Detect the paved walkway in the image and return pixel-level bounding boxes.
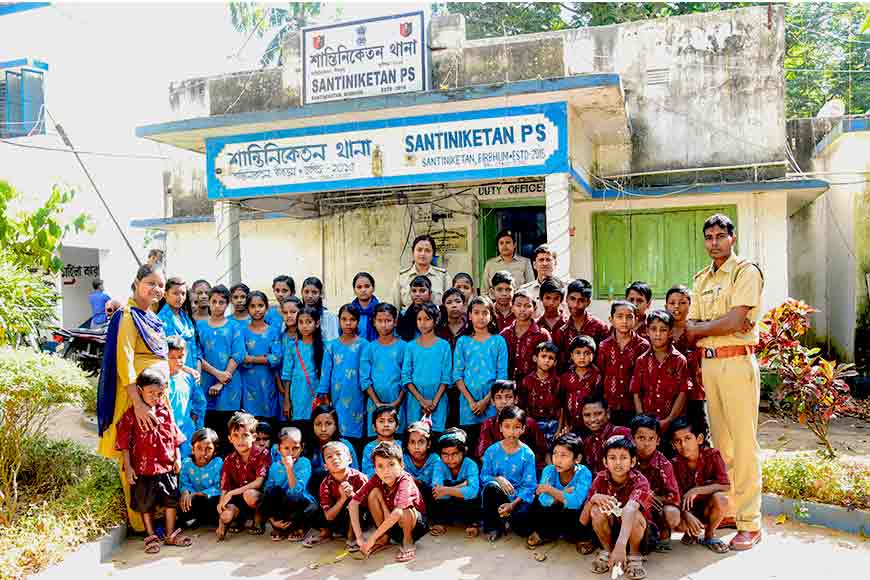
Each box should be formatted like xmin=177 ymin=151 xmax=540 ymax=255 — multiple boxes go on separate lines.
xmin=36 ymin=516 xmax=869 ymax=580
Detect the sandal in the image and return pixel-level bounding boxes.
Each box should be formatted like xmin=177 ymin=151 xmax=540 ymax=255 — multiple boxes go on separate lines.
xmin=396 ymin=546 xmax=416 ymax=563
xmin=698 ymin=537 xmax=730 ymax=554
xmin=591 ymin=550 xmax=610 ymax=574
xmin=486 ymin=530 xmax=500 ymax=543
xmin=654 ymin=537 xmax=672 ymax=552
xmin=465 ymin=525 xmax=480 ymax=539
xmin=163 ymin=529 xmax=193 ymax=548
xmin=576 ymin=540 xmax=597 ymax=555
xmin=144 ymin=535 xmax=161 ymax=554
xmin=681 ymin=532 xmax=698 ymax=546
xmin=430 ymin=524 xmax=448 ymax=537
xmin=248 ymin=523 xmax=266 ymax=536
xmin=302 ymin=529 xmax=326 ymax=548
xmin=346 ymin=539 xmax=359 ymax=553
xmin=626 ymin=555 xmax=647 ymax=580
xmin=526 ymin=532 xmax=547 ymax=549
xmin=288 ymin=529 xmax=307 ymax=542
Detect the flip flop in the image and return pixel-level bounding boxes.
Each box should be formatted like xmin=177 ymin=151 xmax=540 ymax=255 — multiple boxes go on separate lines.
xmin=430 ymin=524 xmax=448 ymax=536
xmin=396 ymin=547 xmax=416 ymax=563
xmin=163 ymin=529 xmax=193 ymax=547
xmin=302 ymin=529 xmax=325 ymax=548
xmin=144 ymin=535 xmax=161 ymax=554
xmin=698 ymin=537 xmax=730 ymax=554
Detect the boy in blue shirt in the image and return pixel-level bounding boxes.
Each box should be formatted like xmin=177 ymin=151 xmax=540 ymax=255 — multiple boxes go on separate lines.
xmin=88 ymin=279 xmax=111 ymax=327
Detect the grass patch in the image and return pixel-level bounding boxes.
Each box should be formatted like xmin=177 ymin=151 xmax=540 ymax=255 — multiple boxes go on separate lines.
xmin=81 ymin=377 xmax=98 ymax=416
xmin=763 ymin=452 xmax=870 ymax=511
xmin=0 ymin=437 xmax=124 ymax=579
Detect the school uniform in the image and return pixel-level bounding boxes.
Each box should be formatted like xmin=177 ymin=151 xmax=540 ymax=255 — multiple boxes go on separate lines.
xmin=436 ymin=320 xmax=467 ymax=429
xmin=278 ymin=337 xmax=319 ymax=423
xmin=308 ymin=439 xmax=360 ymax=497
xmin=264 ymin=305 xmax=285 ymax=334
xmin=158 ymin=304 xmax=198 ymax=370
xmin=596 ymin=332 xmax=650 ymax=426
xmin=402 ymin=337 xmax=453 ymax=432
xmin=360 ymin=339 xmax=407 ymax=434
xmin=475 ymin=415 xmax=548 ymax=472
xmin=197 ymin=319 xmax=246 ymax=448
xmin=532 ymin=463 xmax=593 ymax=542
xmin=239 ymin=324 xmax=282 ymax=420
xmin=318 ymin=337 xmax=368 ymax=441
xmin=320 ymin=309 xmax=340 ymax=342
xmin=560 ymin=366 xmax=601 ymax=432
xmin=318 ymin=467 xmax=369 ymax=533
xmin=673 ymin=330 xmax=708 ymax=431
xmin=429 ymin=457 xmax=480 ymax=527
xmin=580 ymin=423 xmax=632 ymax=474
xmin=586 ymin=468 xmax=657 ymax=554
xmin=361 ymin=438 xmax=396 ymax=478
xmin=671 ymin=447 xmax=730 ymax=518
xmin=261 ymin=456 xmax=318 ymax=529
xmin=352 ymin=472 xmax=429 ymax=543
xmin=351 ymin=297 xmax=380 ymax=343
xmin=519 ymin=276 xmax=568 ymax=319
xmin=404 ymin=452 xmax=439 ymax=512
xmin=453 ymin=335 xmax=509 ymax=441
xmin=536 ymin=312 xmax=568 ymax=345
xmin=479 ymin=441 xmax=536 ymax=536
xmin=180 ymin=456 xmax=223 ymax=525
xmin=168 ymin=370 xmax=206 ymax=457
xmin=493 ymin=308 xmax=516 ymax=333
xmin=220 ymin=445 xmax=271 ymax=519
xmin=519 ymin=372 xmax=562 ymax=442
xmin=500 ymin=321 xmax=551 ymax=384
xmin=629 ymin=345 xmax=690 ymax=420
xmin=559 ymin=313 xmax=611 ymax=369
xmin=637 ymin=450 xmax=681 ymax=531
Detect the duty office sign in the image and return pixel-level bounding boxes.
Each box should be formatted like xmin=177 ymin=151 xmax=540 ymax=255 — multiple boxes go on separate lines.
xmin=302 ymin=12 xmax=426 ymax=105
xmin=206 ymin=103 xmax=568 ymax=199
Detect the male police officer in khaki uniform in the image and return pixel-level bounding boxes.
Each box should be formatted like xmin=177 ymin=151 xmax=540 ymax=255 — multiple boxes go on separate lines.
xmin=686 ymin=213 xmax=764 ymax=551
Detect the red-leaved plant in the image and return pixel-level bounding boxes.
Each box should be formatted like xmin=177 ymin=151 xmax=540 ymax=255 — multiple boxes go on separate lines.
xmin=757 ymin=299 xmax=858 ymax=458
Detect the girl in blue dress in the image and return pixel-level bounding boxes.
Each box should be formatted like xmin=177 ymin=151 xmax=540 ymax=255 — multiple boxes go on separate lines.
xmin=270 ymin=295 xmax=302 ymax=414
xmin=360 ymin=303 xmax=406 ymax=434
xmin=402 ymin=302 xmax=453 ymax=434
xmin=158 ymin=276 xmax=199 ymax=373
xmin=229 ymin=283 xmax=252 ymax=324
xmin=179 ymin=428 xmax=223 ymax=527
xmin=239 ymin=291 xmax=281 ymax=420
xmin=197 ymin=284 xmax=246 ymax=450
xmin=318 ymin=304 xmax=368 ymax=446
xmin=351 ymin=272 xmax=380 ymax=342
xmin=307 ymin=404 xmax=359 ymax=497
xmin=454 ymin=296 xmax=509 ymax=453
xmin=167 ymin=336 xmax=206 ymax=457
xmin=266 ymin=275 xmax=295 ymax=332
xmin=279 ymin=304 xmax=324 ymax=432
xmin=190 ymin=279 xmax=211 ymax=323
xmin=301 ymin=277 xmax=340 ymax=341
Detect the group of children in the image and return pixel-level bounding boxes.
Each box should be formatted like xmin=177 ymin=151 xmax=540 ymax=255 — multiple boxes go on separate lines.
xmin=118 ymin=243 xmax=735 ymax=578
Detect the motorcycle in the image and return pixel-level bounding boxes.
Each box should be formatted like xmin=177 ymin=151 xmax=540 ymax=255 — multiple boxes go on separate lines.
xmin=54 ymin=317 xmax=106 ymax=377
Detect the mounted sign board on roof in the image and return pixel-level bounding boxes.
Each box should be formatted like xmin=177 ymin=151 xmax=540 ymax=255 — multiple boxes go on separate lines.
xmin=206 ymin=103 xmax=568 ymax=199
xmin=302 ymin=11 xmax=426 ymax=105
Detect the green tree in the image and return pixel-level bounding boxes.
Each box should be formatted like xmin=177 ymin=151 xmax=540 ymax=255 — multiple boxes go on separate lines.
xmin=435 ymin=2 xmax=565 ymax=40
xmin=229 ymin=2 xmax=323 ymax=67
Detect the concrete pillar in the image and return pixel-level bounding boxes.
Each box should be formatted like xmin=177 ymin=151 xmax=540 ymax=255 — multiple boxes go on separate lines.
xmin=546 ymin=173 xmax=572 ymax=279
xmin=214 ymin=200 xmax=241 ymax=286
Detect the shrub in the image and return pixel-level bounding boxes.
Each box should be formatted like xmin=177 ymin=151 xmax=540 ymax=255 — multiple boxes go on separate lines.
xmin=0 ymin=256 xmax=59 ymax=348
xmin=763 ymin=453 xmax=870 ymax=511
xmin=0 ymin=348 xmax=91 ymax=524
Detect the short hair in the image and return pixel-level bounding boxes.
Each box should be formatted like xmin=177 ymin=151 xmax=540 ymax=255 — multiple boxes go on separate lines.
xmin=371 ymin=440 xmax=404 ymax=464
xmin=582 ymin=393 xmax=608 ymax=411
xmin=229 ymin=283 xmax=250 ymax=296
xmin=272 ymin=275 xmax=296 ymax=293
xmin=495 ymin=229 xmax=516 ymax=244
xmin=552 ymin=432 xmax=583 ymax=457
xmin=539 ymin=277 xmax=564 ymax=300
xmin=136 ymin=367 xmax=167 ymax=388
xmin=630 ymin=413 xmax=661 ymax=436
xmin=534 ymin=341 xmax=559 ymax=356
xmin=604 ymin=435 xmax=637 ymax=459
xmin=490 ymin=379 xmax=517 ymax=398
xmin=417 ymin=302 xmax=441 ymax=326
xmin=166 ymin=335 xmax=187 ymax=352
xmin=566 ymin=279 xmax=593 ymax=299
xmin=646 ymin=309 xmax=674 ymax=329
xmin=437 ymin=427 xmax=468 ymax=454
xmin=410 ymin=275 xmax=432 ymax=291
xmin=511 ymin=289 xmax=536 ymax=305
xmin=491 ymin=270 xmax=514 ymax=289
xmin=625 ymin=281 xmax=652 ymax=303
xmin=665 ymin=284 xmax=691 ymax=303
xmin=277 ymin=426 xmax=303 ymax=444
xmin=373 ymin=302 xmax=399 ymax=320
xmin=322 ymin=440 xmax=351 ymax=461
xmin=412 ymin=234 xmax=437 ymax=255
xmin=352 ymin=271 xmax=375 ymax=289
xmin=92 ymin=279 xmax=103 ymax=290
xmin=209 ymin=284 xmax=231 ymax=303
xmin=703 ymin=213 xmax=734 ymax=236
xmin=533 ymin=244 xmax=557 ymax=261
xmin=190 ymin=427 xmax=219 ymax=449
xmin=668 ymin=415 xmax=704 ymax=439
xmin=497 ymin=404 xmax=526 ymax=425
xmin=610 ymin=300 xmax=636 ymax=317
xmin=255 ymin=421 xmax=273 ymax=437
xmin=227 ymin=411 xmax=257 ymax=434
xmin=372 ymin=405 xmax=398 ymax=426
xmin=569 ymin=335 xmax=597 ymax=355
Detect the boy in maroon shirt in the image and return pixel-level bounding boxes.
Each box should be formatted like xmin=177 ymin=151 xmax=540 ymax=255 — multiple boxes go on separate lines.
xmin=349 ymin=441 xmax=428 ymax=563
xmin=535 ymin=277 xmax=567 ymax=340
xmin=116 ymin=368 xmax=191 ymax=553
xmin=310 ymin=441 xmax=369 ymax=549
xmin=630 ymin=310 xmax=689 ymax=434
xmin=625 ymin=281 xmax=652 ymax=341
xmin=476 ymin=380 xmax=548 ymax=471
xmin=500 ymin=289 xmax=551 ymax=384
xmin=490 ymin=270 xmax=516 ymax=332
xmin=581 ymin=436 xmax=655 ymax=579
xmin=576 ymin=395 xmax=631 ymax=474
xmin=597 ymin=300 xmax=649 ymax=427
xmin=670 ymin=417 xmax=731 ymax=554
xmin=560 ymin=279 xmax=610 ymax=368
xmin=630 ymin=414 xmax=681 ymax=548
xmin=217 ymin=411 xmax=272 ymax=540
xmin=559 ymin=335 xmax=602 ymax=436
xmin=520 ymin=341 xmax=562 ymax=443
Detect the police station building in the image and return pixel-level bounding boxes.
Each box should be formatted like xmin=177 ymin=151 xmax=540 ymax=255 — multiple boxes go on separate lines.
xmin=133 ymin=6 xmax=828 ymax=318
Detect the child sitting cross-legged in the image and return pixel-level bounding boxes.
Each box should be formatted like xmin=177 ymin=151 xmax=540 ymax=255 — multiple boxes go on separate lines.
xmin=361 ymin=405 xmax=400 ymax=477
xmin=581 ymin=436 xmax=655 ymax=580
xmin=349 ymin=441 xmax=429 ymax=563
xmin=260 ymin=427 xmax=318 ymax=542
xmin=526 ymin=433 xmax=593 ymax=551
xmin=669 ymin=417 xmax=731 ymax=554
xmin=115 ymin=368 xmax=192 ymax=554
xmin=429 ymin=428 xmax=481 ymax=538
xmin=216 ymin=411 xmax=272 ymax=540
xmin=479 ymin=405 xmax=537 ymax=542
xmin=179 ymin=428 xmax=223 ymax=529
xmin=308 ymin=441 xmax=369 ymax=550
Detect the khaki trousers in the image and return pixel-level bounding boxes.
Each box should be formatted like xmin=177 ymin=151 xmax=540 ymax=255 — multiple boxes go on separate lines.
xmin=701 ymin=354 xmax=762 ymax=532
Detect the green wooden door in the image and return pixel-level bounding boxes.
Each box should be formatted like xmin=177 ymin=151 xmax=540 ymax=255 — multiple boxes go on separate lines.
xmin=593 ymin=213 xmax=631 ymax=300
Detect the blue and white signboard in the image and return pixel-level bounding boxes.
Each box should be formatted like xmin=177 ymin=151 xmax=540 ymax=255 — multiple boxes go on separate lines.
xmin=206 ymin=103 xmax=568 ymax=199
xmin=302 ymin=12 xmax=426 ymax=105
